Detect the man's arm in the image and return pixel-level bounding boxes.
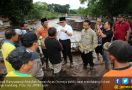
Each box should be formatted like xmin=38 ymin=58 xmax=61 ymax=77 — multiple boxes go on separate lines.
xmin=93 ymin=31 xmax=98 ymax=48
xmin=126 ymin=28 xmax=131 ymax=41
xmin=95 ymin=24 xmax=101 ymax=36
xmin=61 ymin=26 xmax=73 ymax=36
xmin=99 ymin=30 xmax=107 ymax=38
xmin=125 ymin=22 xmax=131 ymax=41
xmin=55 ymin=40 xmax=63 ymax=51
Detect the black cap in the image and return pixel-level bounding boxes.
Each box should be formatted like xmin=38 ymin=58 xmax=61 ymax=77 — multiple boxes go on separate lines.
xmin=41 ymin=18 xmax=47 ymax=23
xmin=59 ymin=17 xmax=66 ymax=21
xmin=21 ymin=32 xmax=38 ymax=43
xmin=108 ymin=40 xmax=132 ymax=63
xmin=7 ymin=47 xmax=33 ymax=70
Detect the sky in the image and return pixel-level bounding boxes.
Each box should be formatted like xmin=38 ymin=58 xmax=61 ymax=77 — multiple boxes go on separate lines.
xmin=33 ymin=0 xmax=88 ymax=9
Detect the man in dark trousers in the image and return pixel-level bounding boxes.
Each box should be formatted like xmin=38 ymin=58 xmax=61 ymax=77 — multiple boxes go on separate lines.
xmin=57 ymin=17 xmax=73 ymax=67
xmin=45 ymin=27 xmax=62 ymax=75
xmin=36 ymin=18 xmax=50 ymax=68
xmin=97 ymin=21 xmax=113 ymax=70
xmin=79 ymin=20 xmax=98 ymax=70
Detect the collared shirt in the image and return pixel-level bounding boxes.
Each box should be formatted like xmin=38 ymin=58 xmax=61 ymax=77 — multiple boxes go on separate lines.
xmin=36 ymin=26 xmax=49 ymax=49
xmin=1 ymin=40 xmax=16 ymax=73
xmin=79 ymin=28 xmax=98 ymax=54
xmin=114 ymin=21 xmax=130 ymax=40
xmin=26 ymin=48 xmax=44 ymax=79
xmin=100 ymin=66 xmax=132 ymax=90
xmin=57 ymin=24 xmax=73 ymax=40
xmin=1 ymin=71 xmax=43 ymax=90
xmin=36 ymin=26 xmax=49 ymax=38
xmin=6 ymin=70 xmax=31 ymax=77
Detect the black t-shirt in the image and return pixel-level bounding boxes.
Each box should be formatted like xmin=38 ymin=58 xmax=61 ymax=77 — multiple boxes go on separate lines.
xmin=45 ymin=37 xmax=62 ymax=64
xmin=102 ymin=29 xmax=113 ymax=45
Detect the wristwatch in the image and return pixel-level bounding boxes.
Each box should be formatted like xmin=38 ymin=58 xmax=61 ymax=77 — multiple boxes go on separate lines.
xmin=65 ymin=31 xmax=67 ymax=33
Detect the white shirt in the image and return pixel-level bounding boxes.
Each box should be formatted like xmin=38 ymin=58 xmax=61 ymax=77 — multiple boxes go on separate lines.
xmin=57 ymin=24 xmax=73 ymax=40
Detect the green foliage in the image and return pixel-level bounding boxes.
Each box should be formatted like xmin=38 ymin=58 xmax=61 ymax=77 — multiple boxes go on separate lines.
xmin=48 ymin=4 xmax=70 ymax=13
xmin=0 ymin=0 xmax=33 ymax=26
xmin=26 ymin=2 xmax=71 ymax=20
xmin=25 ymin=2 xmax=63 ymax=20
xmin=0 ymin=1 xmax=70 ymax=26
xmin=69 ymin=9 xmax=78 ymax=14
xmin=79 ymin=0 xmax=132 ymax=17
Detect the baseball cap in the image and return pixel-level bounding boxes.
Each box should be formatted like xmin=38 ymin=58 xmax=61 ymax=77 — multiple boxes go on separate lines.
xmin=7 ymin=47 xmax=33 ymax=70
xmin=108 ymin=40 xmax=132 ymax=63
xmin=21 ymin=32 xmax=38 ymax=44
xmin=15 ymin=29 xmax=27 ymax=35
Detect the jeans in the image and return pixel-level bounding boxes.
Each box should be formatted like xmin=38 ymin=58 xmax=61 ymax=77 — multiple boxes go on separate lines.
xmin=102 ymin=50 xmax=110 ymax=68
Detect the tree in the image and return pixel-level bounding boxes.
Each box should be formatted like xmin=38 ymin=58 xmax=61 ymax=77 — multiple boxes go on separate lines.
xmin=26 ymin=2 xmax=60 ymax=20
xmin=79 ymin=0 xmax=132 ymax=16
xmin=0 ymin=0 xmax=33 ymax=26
xmin=26 ymin=2 xmax=48 ymax=20
xmin=48 ymin=4 xmax=70 ymax=13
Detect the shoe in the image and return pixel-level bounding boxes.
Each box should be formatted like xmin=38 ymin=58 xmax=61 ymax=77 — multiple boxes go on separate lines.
xmin=63 ymin=61 xmax=67 ymax=65
xmin=70 ymin=62 xmax=74 ymax=68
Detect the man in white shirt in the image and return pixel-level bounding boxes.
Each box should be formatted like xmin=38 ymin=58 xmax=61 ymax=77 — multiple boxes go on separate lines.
xmin=57 ymin=17 xmax=73 ymax=67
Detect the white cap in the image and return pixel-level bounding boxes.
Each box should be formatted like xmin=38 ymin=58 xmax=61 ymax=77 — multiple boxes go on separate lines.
xmin=15 ymin=29 xmax=27 ymax=35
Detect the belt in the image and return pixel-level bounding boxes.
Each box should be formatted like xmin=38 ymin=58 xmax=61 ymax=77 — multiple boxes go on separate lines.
xmin=59 ymin=39 xmax=70 ymax=41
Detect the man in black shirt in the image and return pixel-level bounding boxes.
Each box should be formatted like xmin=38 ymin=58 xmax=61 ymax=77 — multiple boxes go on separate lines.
xmin=45 ymin=27 xmax=62 ymax=75
xmin=97 ymin=21 xmax=113 ymax=70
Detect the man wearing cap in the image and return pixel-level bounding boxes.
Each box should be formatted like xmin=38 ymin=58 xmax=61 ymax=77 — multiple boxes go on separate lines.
xmin=36 ymin=18 xmax=49 ymax=38
xmin=57 ymin=17 xmax=73 ymax=67
xmin=1 ymin=29 xmax=19 ymax=73
xmin=21 ymin=32 xmax=44 ymax=80
xmin=14 ymin=29 xmax=27 ymax=47
xmin=113 ymin=14 xmax=131 ymax=41
xmin=0 ymin=47 xmax=43 ymax=90
xmin=36 ymin=18 xmax=49 ymax=68
xmin=100 ymin=40 xmax=132 ymax=90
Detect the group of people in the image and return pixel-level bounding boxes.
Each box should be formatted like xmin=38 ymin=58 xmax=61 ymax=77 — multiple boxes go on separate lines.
xmin=0 ymin=15 xmax=132 ymax=90
xmin=36 ymin=17 xmax=74 ymax=75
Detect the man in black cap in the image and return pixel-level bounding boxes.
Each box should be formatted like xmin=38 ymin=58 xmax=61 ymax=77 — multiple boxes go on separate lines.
xmin=100 ymin=40 xmax=132 ymax=90
xmin=21 ymin=32 xmax=44 ymax=80
xmin=36 ymin=18 xmax=49 ymax=68
xmin=36 ymin=18 xmax=49 ymax=38
xmin=57 ymin=17 xmax=73 ymax=67
xmin=0 ymin=47 xmax=43 ymax=90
